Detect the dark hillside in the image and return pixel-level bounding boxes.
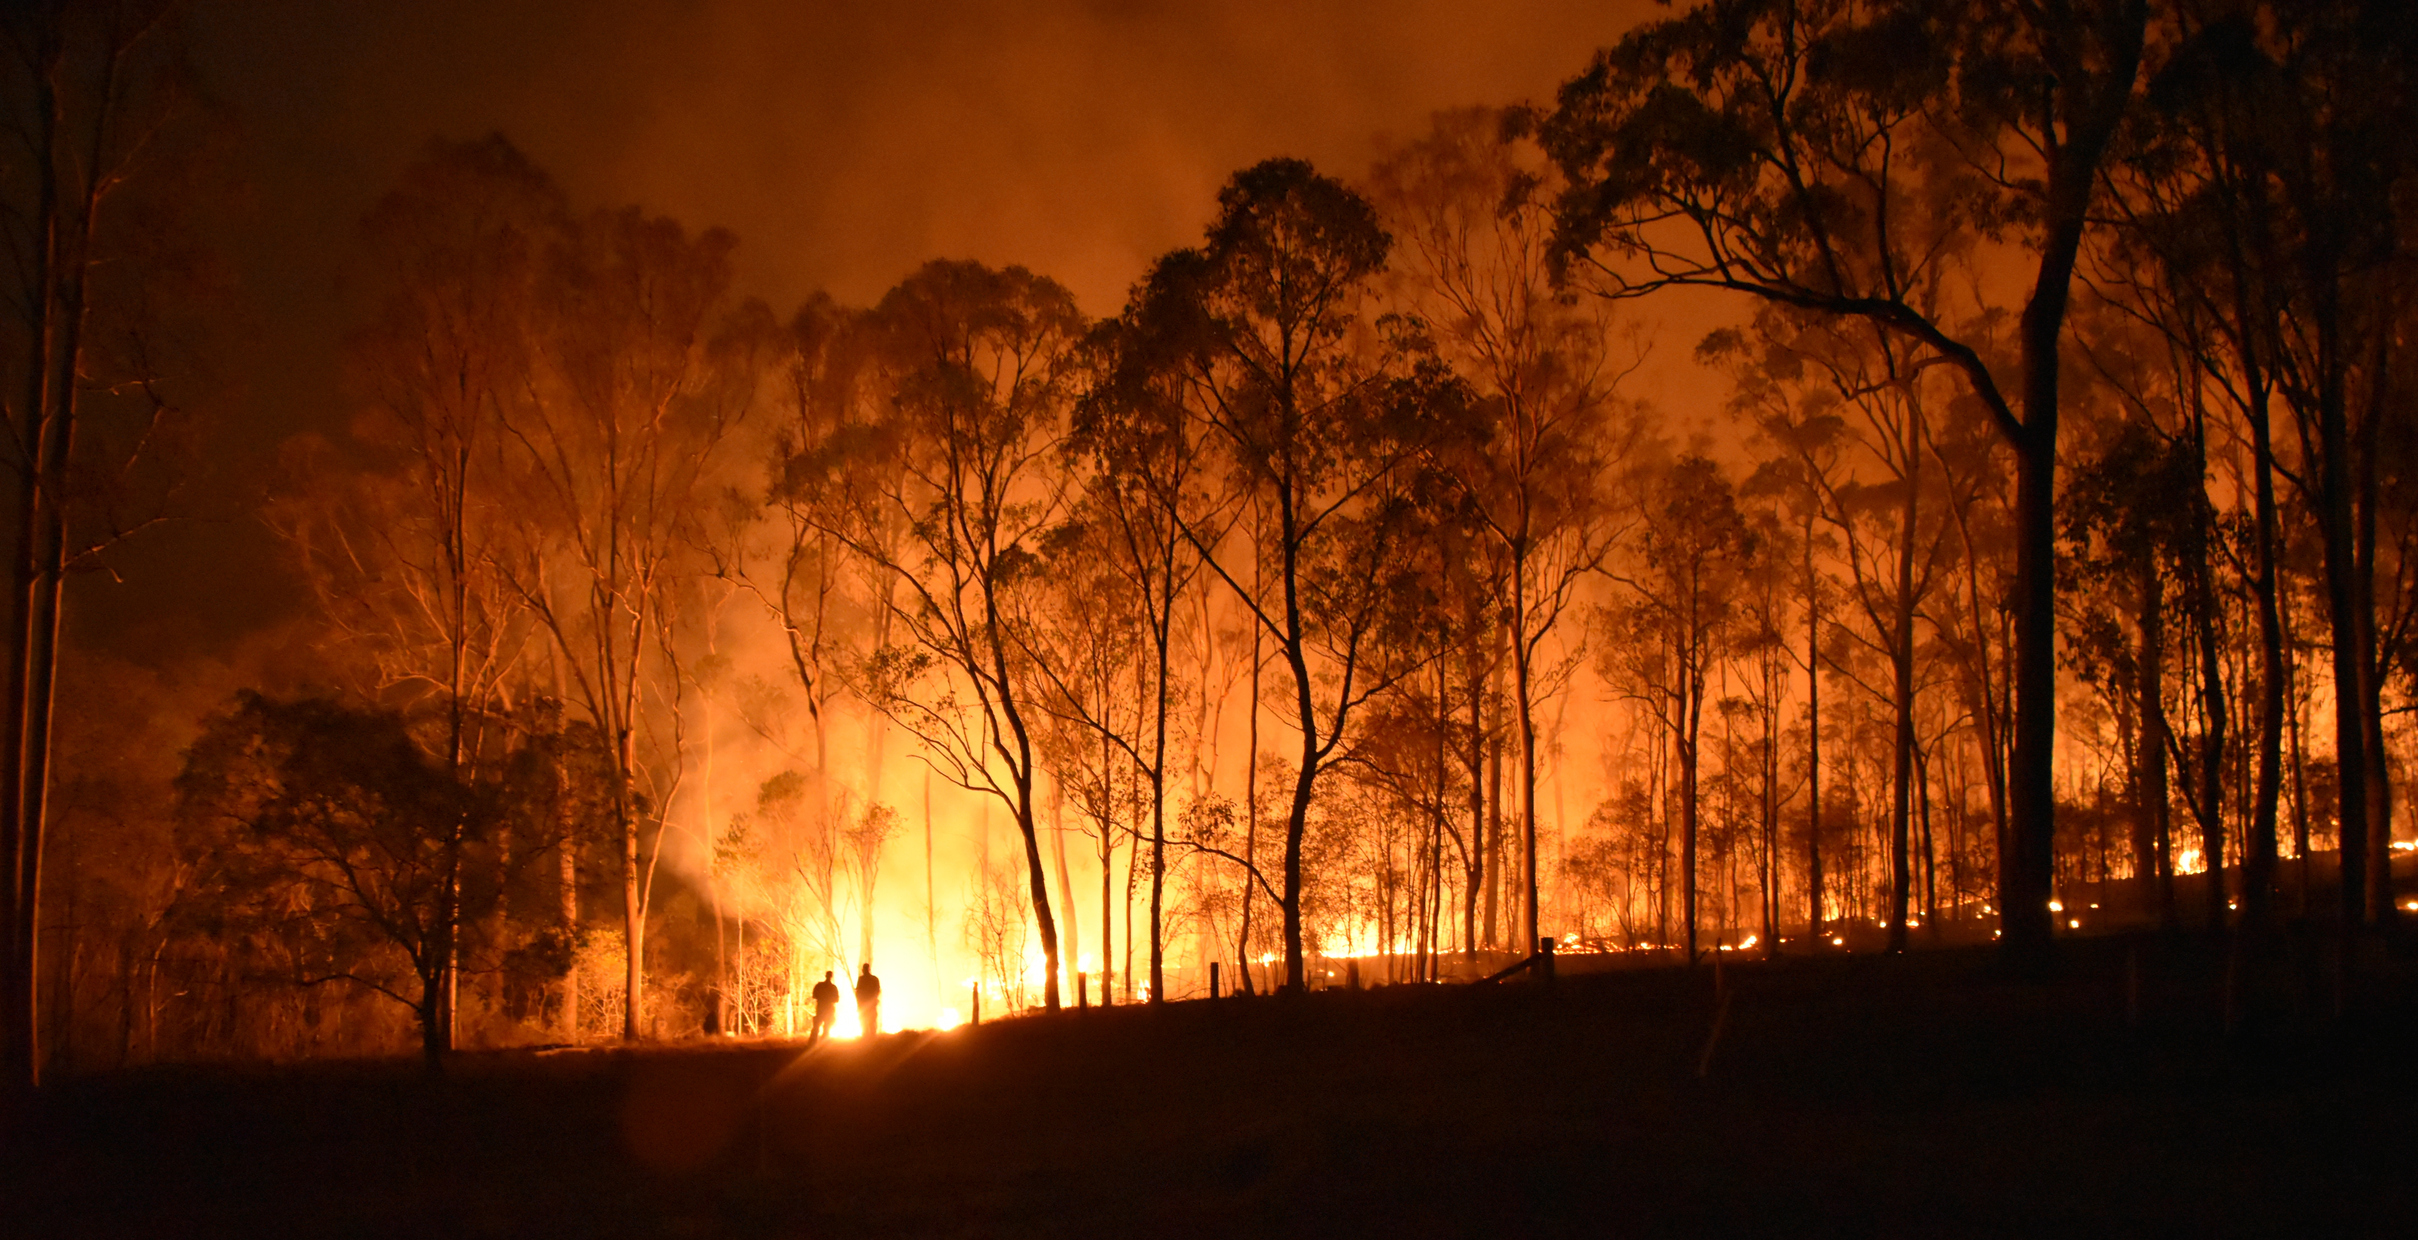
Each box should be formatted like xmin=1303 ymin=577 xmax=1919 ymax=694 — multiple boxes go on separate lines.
xmin=11 ymin=935 xmax=2415 ymax=1238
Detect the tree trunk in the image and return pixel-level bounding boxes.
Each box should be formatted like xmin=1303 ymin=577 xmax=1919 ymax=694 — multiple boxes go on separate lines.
xmin=1919 ymin=746 xmax=1938 ymax=936
xmin=2 ymin=20 xmax=110 ymax=1087
xmin=1015 ymin=769 xmax=1063 ymax=1012
xmin=925 ymin=767 xmax=937 ymax=1014
xmin=1679 ymin=663 xmax=1702 ymax=967
xmin=621 ymin=747 xmax=642 ymax=1041
xmin=1805 ymin=515 xmax=1823 ymax=946
xmin=2139 ymin=559 xmax=2175 ymax=927
xmin=1888 ymin=441 xmax=1919 ymax=953
xmin=559 ymin=799 xmax=580 ymax=1043
xmin=2353 ymin=330 xmax=2393 ymax=930
xmin=419 ymin=969 xmax=446 ymax=1070
xmin=2000 ymin=5 xmax=2143 ymax=967
xmin=2281 ymin=578 xmax=2315 ymax=915
xmin=1279 ymin=549 xmax=1317 ymax=994
xmin=1512 ymin=564 xmax=1541 ymax=960
xmin=2189 ymin=546 xmax=2229 ymax=932
xmin=1148 ymin=563 xmax=1171 ymax=1003
xmin=1764 ymin=610 xmax=1784 ymax=957
xmin=1239 ymin=623 xmax=1259 ymax=995
xmin=1487 ymin=727 xmax=1504 ymax=952
xmin=1464 ymin=628 xmax=1486 ymax=965
xmin=2314 ymin=324 xmax=2369 ymax=927
xmin=1435 ymin=652 xmax=1452 ymax=970
xmin=1050 ymin=787 xmax=1079 ymax=996
xmin=2233 ymin=309 xmax=2287 ymax=938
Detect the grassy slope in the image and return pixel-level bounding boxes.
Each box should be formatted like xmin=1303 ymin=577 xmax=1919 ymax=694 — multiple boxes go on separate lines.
xmin=10 ymin=934 xmax=2414 ymax=1238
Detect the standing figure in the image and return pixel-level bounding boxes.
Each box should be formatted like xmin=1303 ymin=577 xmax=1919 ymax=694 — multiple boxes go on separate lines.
xmin=854 ymin=963 xmax=883 ymax=1037
xmin=808 ymin=970 xmax=841 ymax=1046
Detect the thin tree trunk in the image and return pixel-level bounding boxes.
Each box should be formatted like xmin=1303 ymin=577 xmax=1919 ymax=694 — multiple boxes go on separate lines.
xmin=1239 ymin=619 xmax=1259 ymax=995
xmin=1512 ymin=559 xmax=1541 ymax=959
xmin=1421 ymin=642 xmax=1441 ymax=971
xmin=2353 ymin=326 xmax=2393 ymax=930
xmin=1918 ymin=744 xmax=1937 ymax=936
xmin=1487 ymin=728 xmax=1504 ymax=952
xmin=1147 ymin=549 xmax=1172 ymax=1003
xmin=2139 ymin=558 xmax=2175 ymax=926
xmin=925 ymin=767 xmax=937 ymax=1014
xmin=559 ymin=801 xmax=579 ymax=1042
xmin=2190 ymin=548 xmax=2230 ymax=932
xmin=1280 ymin=636 xmax=1316 ymax=993
xmin=1014 ymin=767 xmax=1063 ymax=1012
xmin=1050 ymin=786 xmax=1078 ymax=998
xmin=2225 ymin=352 xmax=2283 ymax=937
xmin=1805 ymin=513 xmax=1823 ymax=947
xmin=1762 ymin=623 xmax=1780 ymax=959
xmin=1680 ymin=641 xmax=1702 ymax=967
xmin=1888 ymin=433 xmax=1919 ymax=953
xmin=619 ymin=723 xmax=642 ymax=1041
xmin=1464 ymin=623 xmax=1486 ymax=965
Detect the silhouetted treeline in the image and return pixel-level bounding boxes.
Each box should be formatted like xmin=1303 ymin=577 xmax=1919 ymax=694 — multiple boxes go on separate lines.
xmin=10 ymin=0 xmax=2416 ymax=1073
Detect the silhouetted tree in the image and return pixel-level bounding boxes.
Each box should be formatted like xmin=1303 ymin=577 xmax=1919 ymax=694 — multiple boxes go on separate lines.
xmin=1070 ymin=316 xmax=1214 ymax=1003
xmin=173 ymin=694 xmax=527 ymax=1067
xmin=800 ymin=259 xmax=1086 ymax=1011
xmin=0 ymin=0 xmax=201 ymax=1090
xmin=1739 ymin=385 xmax=1847 ymax=948
xmin=275 ymin=135 xmax=565 ymax=1054
xmin=1610 ymin=454 xmax=1757 ymax=962
xmin=1121 ymin=158 xmax=1438 ymax=990
xmin=499 ymin=203 xmax=761 ymax=1040
xmin=1540 ymin=0 xmax=2151 ymax=961
xmin=1369 ymin=108 xmax=1638 ymax=958
xmin=2117 ymin=0 xmax=2417 ymax=927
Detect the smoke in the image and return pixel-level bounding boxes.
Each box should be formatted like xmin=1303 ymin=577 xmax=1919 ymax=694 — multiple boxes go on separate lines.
xmin=200 ymin=0 xmax=1649 ymax=308
xmin=93 ymin=0 xmax=1650 ymax=669
xmin=560 ymin=0 xmax=1657 ymax=313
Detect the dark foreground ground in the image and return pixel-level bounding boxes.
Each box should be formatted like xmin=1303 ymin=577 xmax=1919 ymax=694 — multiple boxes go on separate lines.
xmin=9 ymin=933 xmax=2417 ymax=1239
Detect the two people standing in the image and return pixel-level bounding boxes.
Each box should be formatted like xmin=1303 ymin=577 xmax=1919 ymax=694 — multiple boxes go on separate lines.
xmin=805 ymin=963 xmax=882 ymax=1047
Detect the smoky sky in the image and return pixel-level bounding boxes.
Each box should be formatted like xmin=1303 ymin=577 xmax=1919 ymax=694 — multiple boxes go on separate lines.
xmin=80 ymin=0 xmax=1656 ymax=669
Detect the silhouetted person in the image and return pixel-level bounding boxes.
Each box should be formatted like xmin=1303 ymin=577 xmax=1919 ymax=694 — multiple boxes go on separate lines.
xmin=855 ymin=962 xmax=882 ymax=1037
xmin=808 ymin=970 xmax=840 ymax=1046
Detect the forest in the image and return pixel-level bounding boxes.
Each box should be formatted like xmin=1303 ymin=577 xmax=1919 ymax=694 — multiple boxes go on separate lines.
xmin=1 ymin=0 xmax=2414 ymax=1092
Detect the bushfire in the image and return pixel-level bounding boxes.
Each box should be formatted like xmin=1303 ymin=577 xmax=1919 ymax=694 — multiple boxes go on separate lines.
xmin=1 ymin=0 xmax=2410 ymax=1092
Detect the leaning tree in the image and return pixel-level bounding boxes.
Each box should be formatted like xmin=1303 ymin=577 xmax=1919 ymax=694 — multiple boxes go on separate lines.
xmin=1537 ymin=0 xmax=2151 ymax=960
